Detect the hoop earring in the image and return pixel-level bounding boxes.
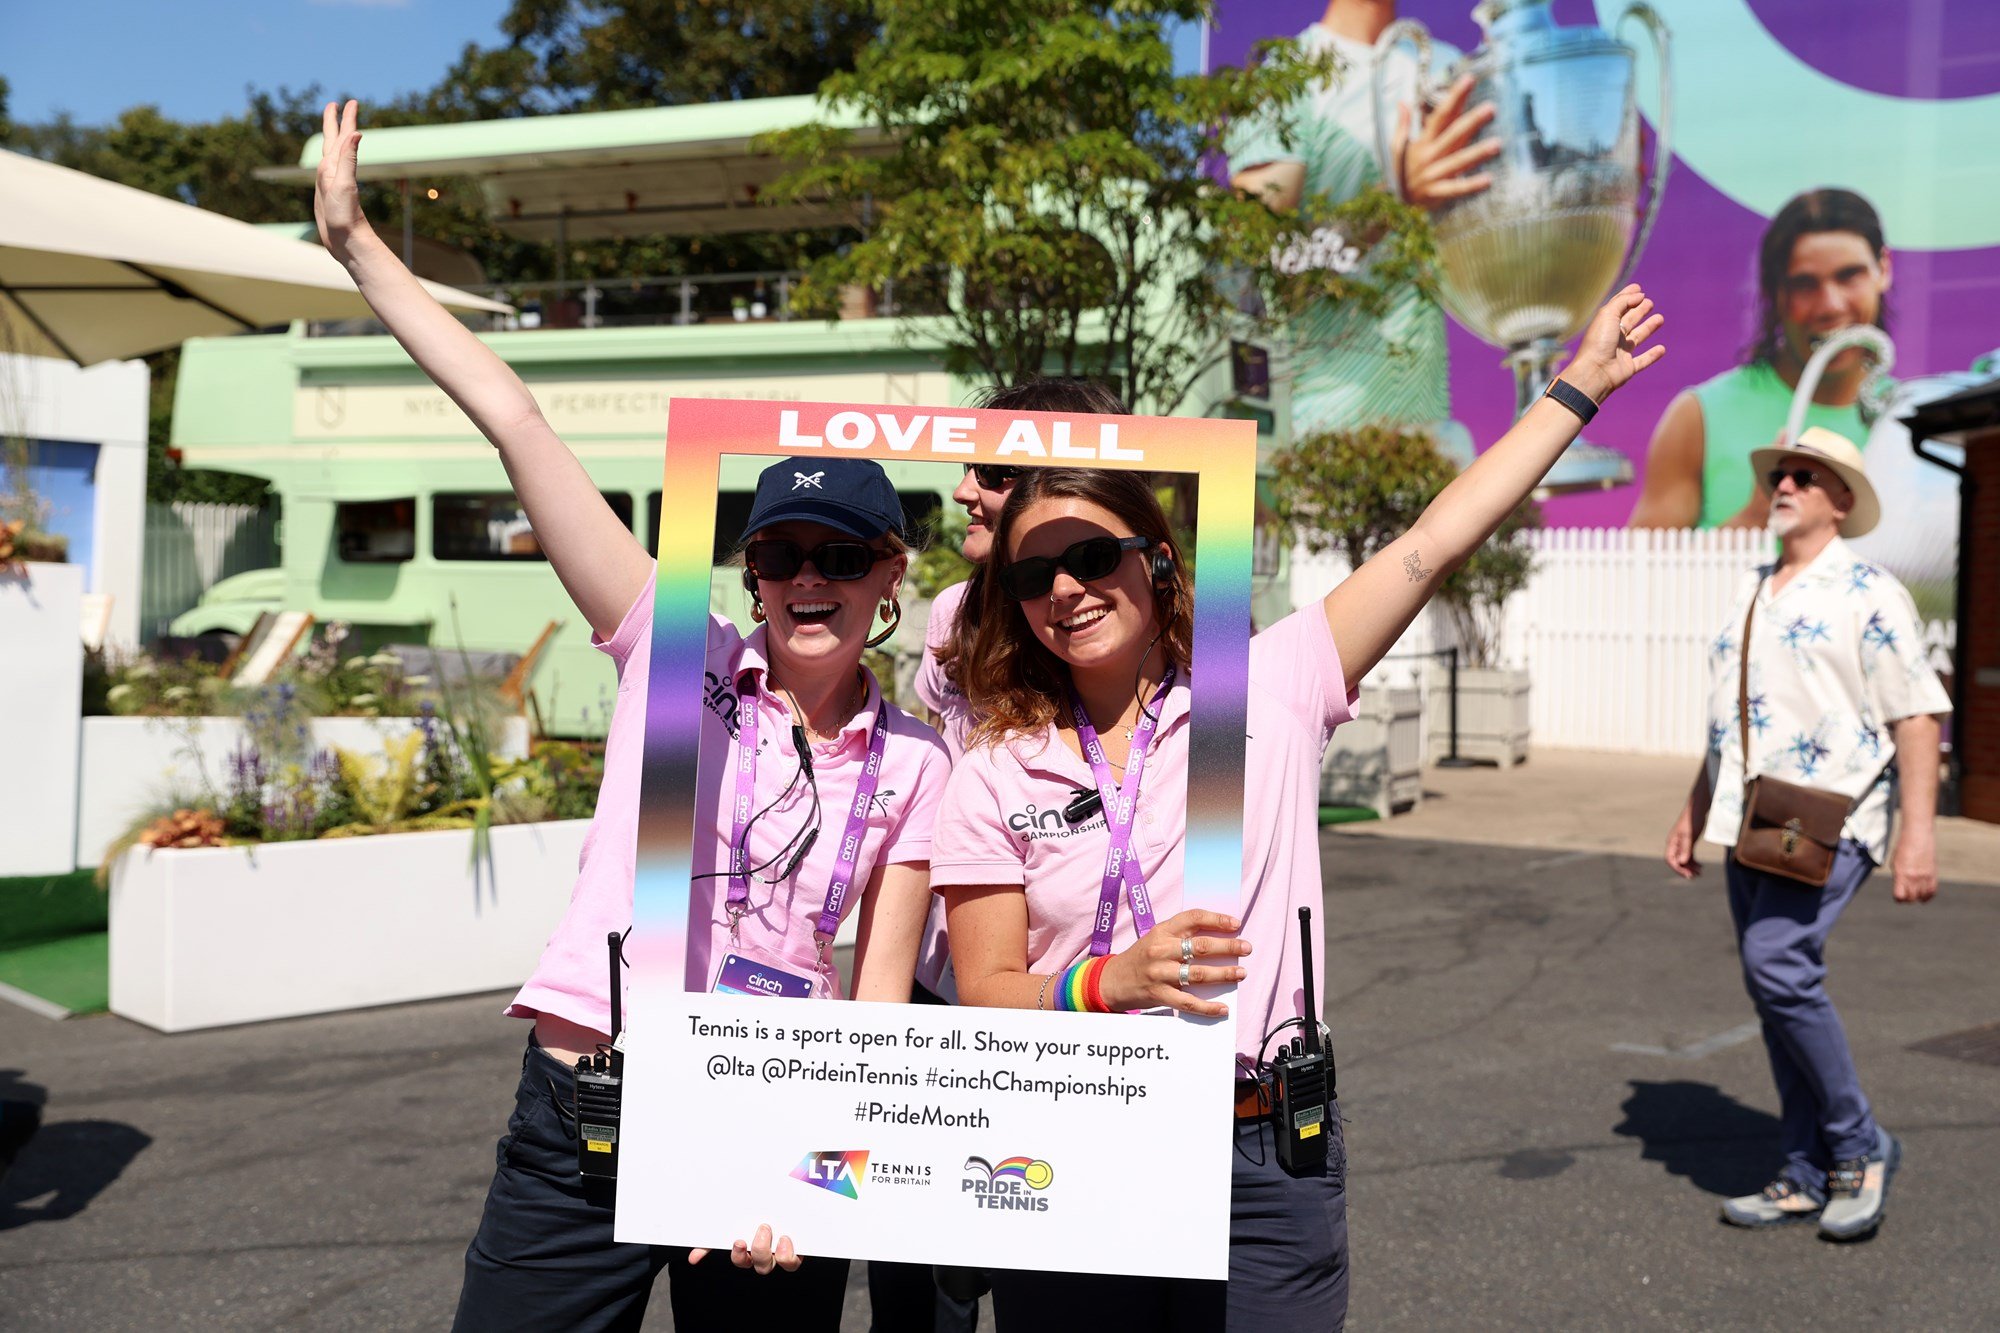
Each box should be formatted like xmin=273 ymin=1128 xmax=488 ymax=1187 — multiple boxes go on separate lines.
xmin=750 ymin=595 xmax=766 ymax=624
xmin=866 ymin=597 xmax=901 ymax=649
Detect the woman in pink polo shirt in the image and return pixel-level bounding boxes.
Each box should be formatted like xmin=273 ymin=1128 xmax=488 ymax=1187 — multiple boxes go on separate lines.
xmin=313 ymin=101 xmax=947 ymax=1332
xmin=931 ymin=288 xmax=1666 ymax=1331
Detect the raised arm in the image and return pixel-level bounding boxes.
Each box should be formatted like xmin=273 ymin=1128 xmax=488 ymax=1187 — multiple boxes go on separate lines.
xmin=1323 ymin=285 xmax=1666 ymax=680
xmin=313 ymin=100 xmax=651 ymax=639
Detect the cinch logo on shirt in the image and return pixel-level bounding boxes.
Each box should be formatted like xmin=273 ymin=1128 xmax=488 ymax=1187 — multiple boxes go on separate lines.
xmin=1005 ymin=803 xmax=1100 ymax=841
xmin=702 ymin=671 xmax=741 ymax=736
xmin=962 ymin=1155 xmax=1054 ymax=1211
xmin=792 ymin=1150 xmax=868 ymax=1199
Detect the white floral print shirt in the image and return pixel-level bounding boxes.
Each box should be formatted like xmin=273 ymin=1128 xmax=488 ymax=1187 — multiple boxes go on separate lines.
xmin=1700 ymin=536 xmax=1950 ymax=862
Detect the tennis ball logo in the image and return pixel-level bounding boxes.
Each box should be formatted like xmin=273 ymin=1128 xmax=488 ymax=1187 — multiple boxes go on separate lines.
xmin=960 ymin=1144 xmax=1056 ymax=1184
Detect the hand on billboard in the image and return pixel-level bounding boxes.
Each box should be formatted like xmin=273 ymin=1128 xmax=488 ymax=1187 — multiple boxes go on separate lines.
xmin=1393 ymin=76 xmax=1501 ymax=211
xmin=1891 ymin=826 xmax=1939 ymax=904
xmin=1664 ymin=809 xmax=1702 ymax=879
xmin=689 ymin=1223 xmax=803 ymax=1275
xmin=314 ymin=100 xmax=374 ymax=258
xmin=1100 ymin=911 xmax=1250 ymax=1018
xmin=1560 ymin=285 xmax=1666 ymax=404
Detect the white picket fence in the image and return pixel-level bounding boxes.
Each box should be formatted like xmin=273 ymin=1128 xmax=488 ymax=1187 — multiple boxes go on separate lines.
xmin=140 ymin=502 xmax=279 ymax=640
xmin=1288 ymin=528 xmax=1955 ymax=758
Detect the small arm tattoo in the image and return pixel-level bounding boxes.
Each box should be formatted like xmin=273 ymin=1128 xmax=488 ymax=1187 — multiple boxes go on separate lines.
xmin=1403 ymin=550 xmax=1433 ymax=582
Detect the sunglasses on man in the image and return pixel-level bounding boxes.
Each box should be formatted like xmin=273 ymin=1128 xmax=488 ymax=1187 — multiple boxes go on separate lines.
xmin=1766 ymin=466 xmax=1830 ymax=492
xmin=964 ymin=463 xmax=1026 ymax=490
xmin=999 ymin=535 xmax=1156 ymax=601
xmin=744 ymin=538 xmax=892 ymax=583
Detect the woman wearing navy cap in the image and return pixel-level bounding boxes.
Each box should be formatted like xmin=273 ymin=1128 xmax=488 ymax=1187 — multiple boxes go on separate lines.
xmin=315 ymin=100 xmax=950 ymax=1331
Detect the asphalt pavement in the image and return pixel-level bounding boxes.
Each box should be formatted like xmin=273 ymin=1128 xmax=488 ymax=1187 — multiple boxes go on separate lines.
xmin=2 ymin=830 xmax=1995 ymax=1330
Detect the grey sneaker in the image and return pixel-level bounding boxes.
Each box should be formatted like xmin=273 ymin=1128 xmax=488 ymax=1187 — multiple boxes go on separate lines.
xmin=1721 ymin=1177 xmax=1825 ymax=1228
xmin=1819 ymin=1128 xmax=1901 ymax=1241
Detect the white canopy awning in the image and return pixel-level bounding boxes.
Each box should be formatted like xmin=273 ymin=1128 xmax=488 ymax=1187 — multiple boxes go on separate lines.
xmin=0 ymin=147 xmax=509 ymax=365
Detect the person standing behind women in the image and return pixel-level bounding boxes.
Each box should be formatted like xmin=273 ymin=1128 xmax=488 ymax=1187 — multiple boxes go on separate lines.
xmin=313 ymin=101 xmax=948 ymax=1332
xmin=930 ymin=288 xmax=1666 ymax=1331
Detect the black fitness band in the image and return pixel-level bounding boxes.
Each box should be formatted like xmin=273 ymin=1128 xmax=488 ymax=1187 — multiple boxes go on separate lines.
xmin=1542 ymin=377 xmax=1599 ymax=426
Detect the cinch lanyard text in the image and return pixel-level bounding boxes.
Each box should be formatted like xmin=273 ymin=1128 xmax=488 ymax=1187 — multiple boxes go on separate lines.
xmin=1069 ymin=668 xmax=1176 ymax=957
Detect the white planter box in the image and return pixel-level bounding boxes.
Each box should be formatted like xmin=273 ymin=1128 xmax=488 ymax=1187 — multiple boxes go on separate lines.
xmin=1426 ymin=663 xmax=1531 ymax=767
xmin=1 ymin=562 xmax=84 ymax=875
xmin=1322 ymin=685 xmax=1423 ymax=818
xmin=74 ymin=714 xmax=530 ymax=871
xmin=108 ymin=819 xmax=587 ymax=1032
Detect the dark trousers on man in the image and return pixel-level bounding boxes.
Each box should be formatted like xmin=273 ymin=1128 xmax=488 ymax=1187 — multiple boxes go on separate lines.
xmin=452 ymin=1039 xmax=850 ymax=1332
xmin=1726 ymin=839 xmax=1880 ymax=1194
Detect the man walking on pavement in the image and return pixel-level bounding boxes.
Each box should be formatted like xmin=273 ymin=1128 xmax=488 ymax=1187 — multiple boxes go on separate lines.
xmin=1664 ymin=426 xmax=1950 ymax=1241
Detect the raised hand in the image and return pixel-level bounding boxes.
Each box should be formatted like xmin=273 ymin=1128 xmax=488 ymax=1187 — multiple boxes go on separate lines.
xmin=314 ymin=99 xmax=374 ymax=258
xmin=1560 ymin=284 xmax=1667 ymax=404
xmin=1392 ymin=75 xmax=1502 ymax=212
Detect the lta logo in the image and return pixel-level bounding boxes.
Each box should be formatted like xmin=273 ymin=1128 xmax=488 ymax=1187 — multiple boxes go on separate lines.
xmin=792 ymin=1150 xmax=869 ymax=1200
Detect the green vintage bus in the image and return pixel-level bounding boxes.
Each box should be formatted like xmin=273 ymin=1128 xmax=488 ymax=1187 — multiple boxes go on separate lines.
xmin=168 ymin=98 xmax=1275 ymax=733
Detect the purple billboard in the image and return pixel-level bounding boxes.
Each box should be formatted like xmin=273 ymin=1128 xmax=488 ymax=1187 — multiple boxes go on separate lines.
xmin=1213 ymin=0 xmax=2000 ymax=610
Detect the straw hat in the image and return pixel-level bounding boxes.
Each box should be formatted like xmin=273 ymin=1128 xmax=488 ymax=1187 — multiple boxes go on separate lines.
xmin=1750 ymin=426 xmax=1880 ymax=538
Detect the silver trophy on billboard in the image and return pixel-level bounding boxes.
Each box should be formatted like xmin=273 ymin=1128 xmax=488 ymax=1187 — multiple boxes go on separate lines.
xmin=1373 ymin=0 xmax=1672 ymax=493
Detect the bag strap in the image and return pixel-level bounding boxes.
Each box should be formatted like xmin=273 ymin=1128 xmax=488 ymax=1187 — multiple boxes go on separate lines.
xmin=1737 ymin=578 xmax=1761 ymax=790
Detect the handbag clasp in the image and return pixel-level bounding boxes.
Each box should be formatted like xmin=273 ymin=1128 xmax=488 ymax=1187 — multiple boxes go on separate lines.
xmin=1781 ymin=818 xmax=1803 ymax=857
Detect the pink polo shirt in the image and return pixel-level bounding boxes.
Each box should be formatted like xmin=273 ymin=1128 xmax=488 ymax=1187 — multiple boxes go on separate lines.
xmin=509 ymin=570 xmax=950 ymax=1034
xmin=909 ymin=578 xmax=977 ymax=997
xmin=929 ymin=603 xmax=1357 ymax=1066
xmin=914 ymin=578 xmax=974 ymax=759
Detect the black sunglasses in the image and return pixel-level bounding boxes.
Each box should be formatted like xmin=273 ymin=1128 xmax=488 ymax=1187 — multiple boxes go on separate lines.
xmin=744 ymin=539 xmax=890 ymax=583
xmin=965 ymin=463 xmax=1026 ymax=490
xmin=999 ymin=535 xmax=1155 ymax=601
xmin=1765 ymin=466 xmax=1828 ymax=491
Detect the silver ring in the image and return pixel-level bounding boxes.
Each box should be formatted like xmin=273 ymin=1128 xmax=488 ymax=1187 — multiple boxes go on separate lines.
xmin=1179 ymin=937 xmax=1195 ymax=964
xmin=1177 ymin=962 xmax=1192 ymax=988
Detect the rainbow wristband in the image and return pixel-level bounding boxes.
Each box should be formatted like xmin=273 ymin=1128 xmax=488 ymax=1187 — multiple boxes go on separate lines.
xmin=1060 ymin=959 xmax=1092 ymax=1013
xmin=1082 ymin=956 xmax=1109 ymax=1014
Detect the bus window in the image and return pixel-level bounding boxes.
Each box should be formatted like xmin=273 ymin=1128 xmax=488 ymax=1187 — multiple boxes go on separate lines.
xmin=648 ymin=491 xmax=754 ymax=562
xmin=335 ymin=498 xmax=416 ymax=563
xmin=435 ymin=492 xmax=634 ymax=561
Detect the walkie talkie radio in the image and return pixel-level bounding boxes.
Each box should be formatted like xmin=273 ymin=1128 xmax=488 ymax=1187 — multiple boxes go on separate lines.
xmin=576 ymin=931 xmax=625 ymax=1180
xmin=1270 ymin=906 xmax=1336 ymax=1177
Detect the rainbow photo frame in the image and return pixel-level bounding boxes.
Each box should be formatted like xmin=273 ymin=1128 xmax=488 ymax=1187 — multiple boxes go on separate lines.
xmin=633 ymin=397 xmax=1258 ymax=995
xmin=615 ymin=396 xmax=1258 ymax=1273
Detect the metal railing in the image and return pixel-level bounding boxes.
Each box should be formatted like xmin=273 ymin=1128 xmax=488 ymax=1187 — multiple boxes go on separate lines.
xmin=307 ymin=268 xmax=949 ymax=337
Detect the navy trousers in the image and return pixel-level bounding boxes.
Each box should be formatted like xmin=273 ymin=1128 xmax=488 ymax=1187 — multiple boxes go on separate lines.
xmin=984 ymin=1109 xmax=1348 ymax=1333
xmin=1726 ymin=839 xmax=1880 ymax=1193
xmin=452 ymin=1039 xmax=850 ymax=1332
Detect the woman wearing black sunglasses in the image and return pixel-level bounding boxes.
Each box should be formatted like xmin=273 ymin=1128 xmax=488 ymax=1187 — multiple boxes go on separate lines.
xmin=929 ymin=288 xmax=1667 ymax=1332
xmin=315 ymin=100 xmax=950 ymax=1332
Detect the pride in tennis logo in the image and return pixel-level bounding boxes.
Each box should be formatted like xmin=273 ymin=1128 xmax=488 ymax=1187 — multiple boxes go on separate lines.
xmin=962 ymin=1155 xmax=1054 ymax=1211
xmin=793 ymin=1150 xmax=869 ymax=1200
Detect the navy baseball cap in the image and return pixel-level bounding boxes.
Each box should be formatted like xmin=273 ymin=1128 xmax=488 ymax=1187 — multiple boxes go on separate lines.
xmin=740 ymin=457 xmax=905 ymax=542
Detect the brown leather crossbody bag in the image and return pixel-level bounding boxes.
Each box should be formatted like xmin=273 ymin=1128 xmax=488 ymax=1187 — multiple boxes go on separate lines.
xmin=1733 ymin=583 xmax=1854 ymax=888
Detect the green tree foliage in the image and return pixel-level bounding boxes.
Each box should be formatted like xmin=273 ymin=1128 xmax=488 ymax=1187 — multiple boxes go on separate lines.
xmin=495 ymin=0 xmax=878 ymax=110
xmin=1270 ymin=422 xmax=1539 ymax=667
xmin=1270 ymin=423 xmax=1457 ymax=571
xmin=762 ymin=2 xmax=1432 ymax=413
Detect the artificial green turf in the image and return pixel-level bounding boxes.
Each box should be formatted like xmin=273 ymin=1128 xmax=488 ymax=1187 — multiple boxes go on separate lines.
xmin=0 ymin=870 xmax=107 ymax=949
xmin=0 ymin=931 xmax=110 ymax=1016
xmin=1317 ymin=805 xmax=1382 ymax=826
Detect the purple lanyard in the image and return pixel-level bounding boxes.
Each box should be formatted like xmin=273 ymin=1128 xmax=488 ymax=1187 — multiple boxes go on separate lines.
xmin=728 ymin=673 xmax=889 ymax=941
xmin=1069 ymin=668 xmax=1176 ymax=956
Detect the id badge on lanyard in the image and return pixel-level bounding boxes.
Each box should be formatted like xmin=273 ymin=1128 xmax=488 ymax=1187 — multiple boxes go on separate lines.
xmin=1071 ymin=668 xmax=1176 ymax=958
xmin=712 ymin=674 xmax=888 ymax=1000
